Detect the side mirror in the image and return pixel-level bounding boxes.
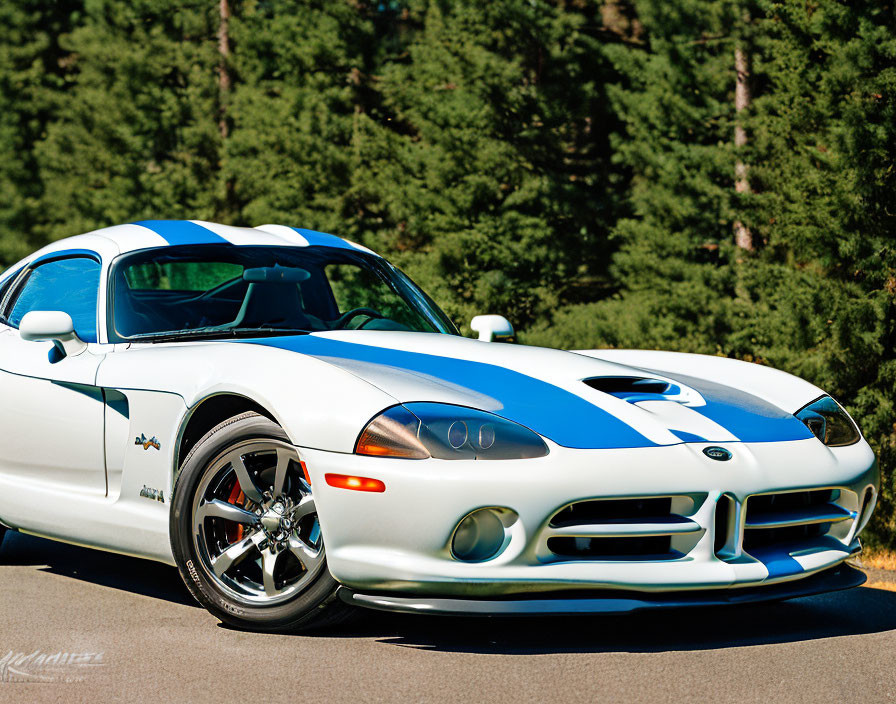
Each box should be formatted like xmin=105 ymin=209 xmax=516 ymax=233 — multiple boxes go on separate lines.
xmin=470 ymin=315 xmax=514 ymax=343
xmin=19 ymin=311 xmax=88 ymax=358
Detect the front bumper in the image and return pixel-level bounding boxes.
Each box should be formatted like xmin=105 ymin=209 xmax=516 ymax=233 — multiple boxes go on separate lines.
xmin=339 ymin=563 xmax=867 ymax=615
xmin=299 ymin=437 xmax=878 ymax=598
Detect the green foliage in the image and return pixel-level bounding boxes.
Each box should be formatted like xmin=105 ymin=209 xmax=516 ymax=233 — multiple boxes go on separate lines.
xmin=0 ymin=0 xmax=82 ymax=263
xmin=344 ymin=1 xmax=622 ymax=331
xmin=225 ymin=0 xmax=373 ymax=229
xmin=743 ymin=0 xmax=896 ymax=544
xmin=34 ymin=1 xmax=223 ymax=238
xmin=0 ymin=0 xmax=893 ymax=540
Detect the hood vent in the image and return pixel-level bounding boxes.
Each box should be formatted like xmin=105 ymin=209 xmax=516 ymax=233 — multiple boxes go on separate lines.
xmin=584 ymin=376 xmax=677 ymax=402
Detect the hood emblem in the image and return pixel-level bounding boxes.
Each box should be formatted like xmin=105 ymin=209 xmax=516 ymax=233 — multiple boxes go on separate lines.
xmin=135 ymin=434 xmax=161 ymax=451
xmin=703 ymin=446 xmax=732 ymax=461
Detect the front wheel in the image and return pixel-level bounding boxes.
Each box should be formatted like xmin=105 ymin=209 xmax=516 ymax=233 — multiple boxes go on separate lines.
xmin=170 ymin=412 xmax=354 ymax=631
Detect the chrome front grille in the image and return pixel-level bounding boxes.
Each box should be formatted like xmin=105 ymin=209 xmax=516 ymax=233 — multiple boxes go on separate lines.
xmin=541 ymin=495 xmax=706 ymax=562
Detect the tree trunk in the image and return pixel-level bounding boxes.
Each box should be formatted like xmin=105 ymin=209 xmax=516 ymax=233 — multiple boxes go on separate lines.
xmin=733 ymin=43 xmax=753 ymax=250
xmin=217 ymin=0 xmax=231 ymax=140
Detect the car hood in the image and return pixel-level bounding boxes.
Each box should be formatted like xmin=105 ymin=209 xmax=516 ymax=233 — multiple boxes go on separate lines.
xmin=238 ymin=331 xmax=814 ymax=450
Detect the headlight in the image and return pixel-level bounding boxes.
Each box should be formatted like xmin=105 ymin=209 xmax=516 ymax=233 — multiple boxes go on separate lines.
xmin=795 ymin=396 xmax=861 ymax=447
xmin=355 ymin=403 xmax=549 ymax=460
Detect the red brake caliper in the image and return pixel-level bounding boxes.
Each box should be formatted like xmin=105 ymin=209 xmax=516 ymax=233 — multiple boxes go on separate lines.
xmin=225 ymin=479 xmax=247 ymax=543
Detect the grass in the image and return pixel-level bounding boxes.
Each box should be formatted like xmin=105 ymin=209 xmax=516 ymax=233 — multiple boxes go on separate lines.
xmin=852 ymin=548 xmax=896 ymax=590
xmin=855 ymin=548 xmax=896 ymax=572
xmin=865 ymin=581 xmax=896 ymax=592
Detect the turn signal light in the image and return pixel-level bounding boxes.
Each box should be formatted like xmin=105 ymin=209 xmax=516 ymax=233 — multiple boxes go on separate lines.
xmin=325 ymin=473 xmax=386 ymax=493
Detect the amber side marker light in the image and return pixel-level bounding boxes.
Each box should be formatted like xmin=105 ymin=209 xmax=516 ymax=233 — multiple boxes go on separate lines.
xmin=325 ymin=473 xmax=386 ymax=493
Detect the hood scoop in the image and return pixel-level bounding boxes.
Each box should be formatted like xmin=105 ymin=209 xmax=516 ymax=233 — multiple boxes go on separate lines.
xmin=585 ymin=376 xmax=673 ymax=396
xmin=584 ymin=376 xmax=702 ymax=406
xmin=585 ymin=375 xmax=733 ymax=442
xmin=583 ymin=372 xmax=813 ymax=444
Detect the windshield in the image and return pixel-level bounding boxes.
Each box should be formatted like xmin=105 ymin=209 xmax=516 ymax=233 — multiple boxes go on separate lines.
xmin=109 ymin=244 xmax=457 ymax=342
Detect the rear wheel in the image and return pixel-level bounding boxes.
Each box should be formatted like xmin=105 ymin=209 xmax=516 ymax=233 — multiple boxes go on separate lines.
xmin=170 ymin=412 xmax=354 ymax=631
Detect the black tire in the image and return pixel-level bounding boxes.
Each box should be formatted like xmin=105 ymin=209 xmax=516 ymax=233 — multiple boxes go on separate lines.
xmin=170 ymin=411 xmax=355 ymax=632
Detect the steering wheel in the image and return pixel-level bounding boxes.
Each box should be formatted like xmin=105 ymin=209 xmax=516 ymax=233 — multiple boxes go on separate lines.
xmin=333 ymin=307 xmax=386 ymax=330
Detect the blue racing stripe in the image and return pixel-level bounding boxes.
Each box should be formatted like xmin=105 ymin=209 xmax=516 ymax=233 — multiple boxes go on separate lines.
xmin=669 ymin=429 xmax=709 ymax=443
xmin=748 ymin=546 xmax=804 ymax=579
xmin=134 ymin=220 xmax=226 ymax=245
xmin=240 ymin=335 xmax=659 ymax=450
xmin=639 ymin=370 xmax=814 ymax=443
xmin=291 ymin=228 xmax=358 ymax=251
xmin=676 ymin=374 xmax=812 ymax=443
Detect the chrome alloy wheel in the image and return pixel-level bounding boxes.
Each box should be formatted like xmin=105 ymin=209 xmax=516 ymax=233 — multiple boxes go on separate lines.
xmin=191 ymin=439 xmax=324 ymax=605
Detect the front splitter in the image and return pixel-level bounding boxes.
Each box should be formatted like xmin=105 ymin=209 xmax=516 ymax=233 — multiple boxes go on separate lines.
xmin=339 ymin=563 xmax=866 ymax=616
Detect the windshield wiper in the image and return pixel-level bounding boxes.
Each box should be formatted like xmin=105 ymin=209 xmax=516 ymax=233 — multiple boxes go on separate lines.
xmin=228 ymin=327 xmax=313 ymax=338
xmin=128 ymin=327 xmax=313 ymax=343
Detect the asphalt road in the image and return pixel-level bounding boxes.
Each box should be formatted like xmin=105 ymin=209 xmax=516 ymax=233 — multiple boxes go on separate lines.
xmin=1 ymin=531 xmax=895 ymax=703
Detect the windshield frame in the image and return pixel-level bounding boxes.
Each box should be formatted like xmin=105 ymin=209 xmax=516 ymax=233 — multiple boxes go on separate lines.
xmin=106 ymin=244 xmax=459 ymax=343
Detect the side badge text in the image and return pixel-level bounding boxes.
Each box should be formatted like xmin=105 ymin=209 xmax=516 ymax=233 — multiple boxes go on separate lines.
xmin=139 ymin=485 xmax=165 ymax=503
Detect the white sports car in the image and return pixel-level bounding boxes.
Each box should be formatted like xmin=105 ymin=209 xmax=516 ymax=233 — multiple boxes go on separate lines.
xmin=0 ymin=220 xmax=878 ymax=631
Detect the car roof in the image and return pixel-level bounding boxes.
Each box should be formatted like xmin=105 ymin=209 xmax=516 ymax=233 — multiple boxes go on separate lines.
xmin=5 ymin=220 xmax=377 ymax=276
xmin=127 ymin=221 xmax=376 ymax=255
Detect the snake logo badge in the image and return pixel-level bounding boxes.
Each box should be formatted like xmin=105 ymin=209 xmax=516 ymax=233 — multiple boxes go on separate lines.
xmin=135 ymin=433 xmax=161 ymax=451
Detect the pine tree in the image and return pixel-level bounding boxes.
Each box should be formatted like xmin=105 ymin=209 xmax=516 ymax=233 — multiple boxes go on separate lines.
xmin=739 ymin=0 xmax=896 ymax=544
xmin=524 ymin=0 xmax=744 ymax=352
xmin=0 ymin=0 xmax=82 ymax=267
xmin=339 ymin=0 xmax=624 ymax=332
xmin=33 ymin=1 xmax=223 ymax=241
xmin=224 ymin=0 xmax=375 ymax=231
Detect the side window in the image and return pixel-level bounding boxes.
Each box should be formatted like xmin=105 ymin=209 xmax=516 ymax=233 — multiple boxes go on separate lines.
xmin=7 ymin=257 xmax=102 ymax=343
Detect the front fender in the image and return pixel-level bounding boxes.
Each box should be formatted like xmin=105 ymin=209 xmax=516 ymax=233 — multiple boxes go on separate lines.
xmin=96 ymin=341 xmax=398 ymax=453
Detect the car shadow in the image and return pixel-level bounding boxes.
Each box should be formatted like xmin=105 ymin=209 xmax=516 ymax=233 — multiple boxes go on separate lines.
xmin=323 ymin=584 xmax=896 ymax=654
xmin=1 ymin=530 xmax=197 ymax=607
xmin=7 ymin=531 xmax=896 ymax=652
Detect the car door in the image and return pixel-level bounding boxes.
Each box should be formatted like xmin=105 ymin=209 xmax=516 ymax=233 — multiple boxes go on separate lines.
xmin=0 ymin=253 xmax=108 ymax=495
